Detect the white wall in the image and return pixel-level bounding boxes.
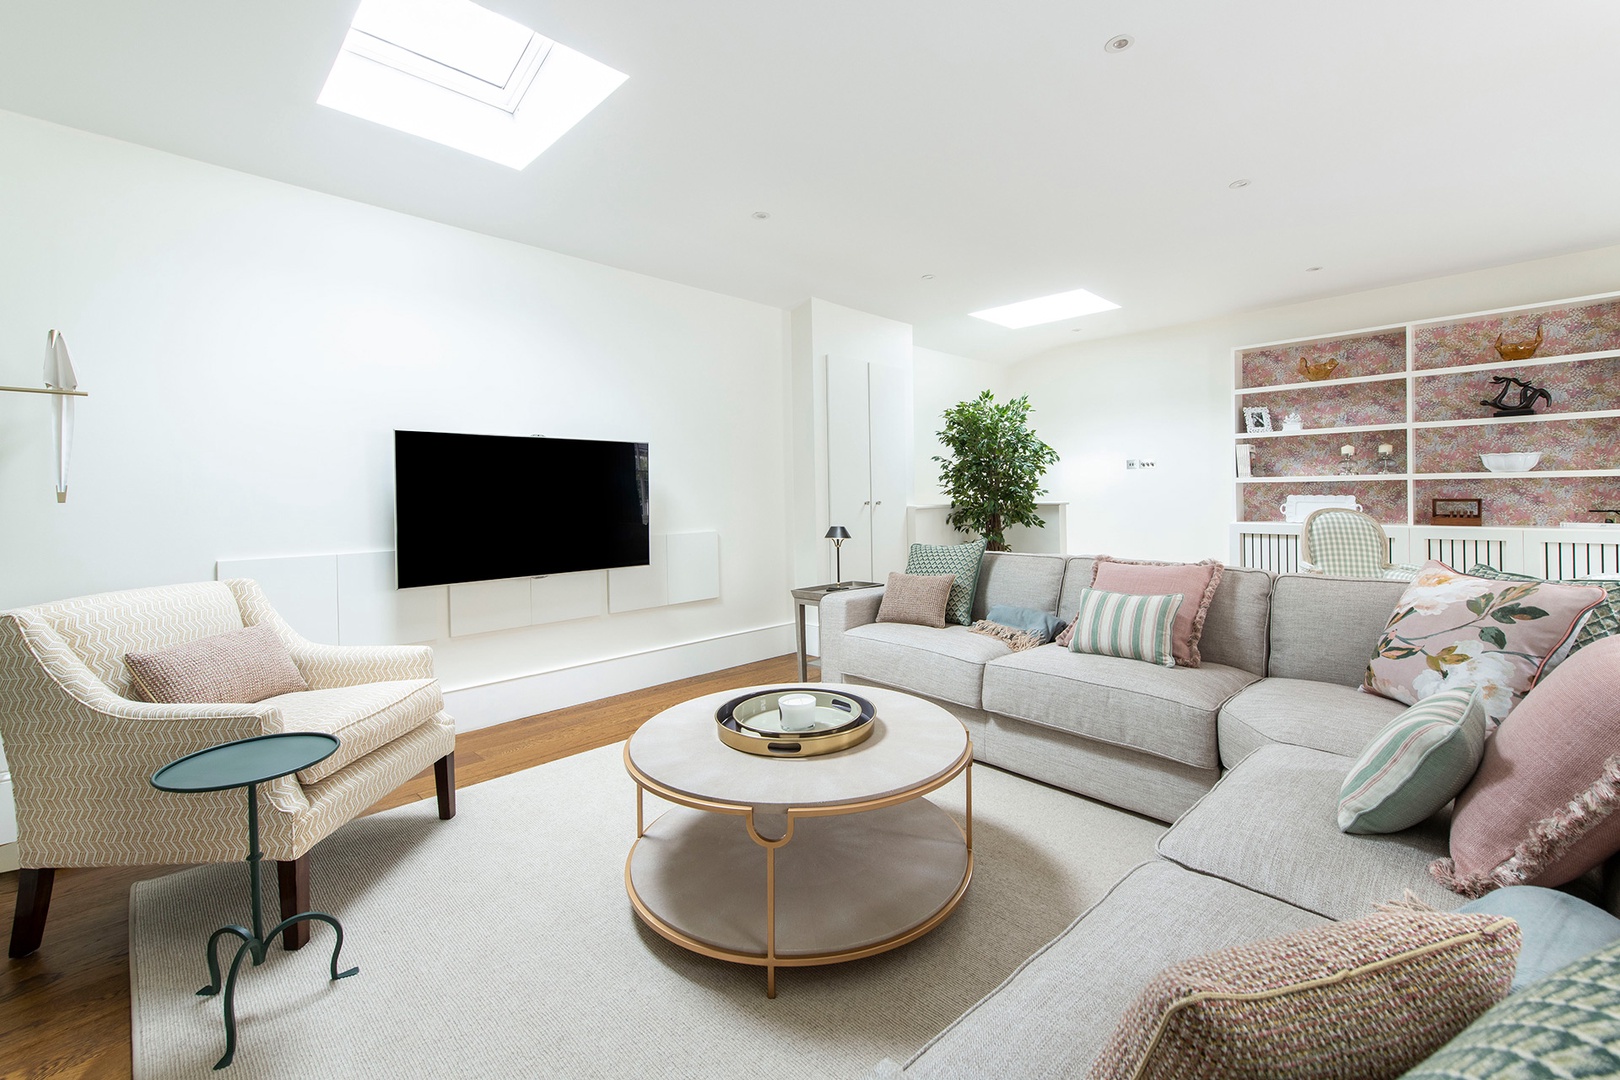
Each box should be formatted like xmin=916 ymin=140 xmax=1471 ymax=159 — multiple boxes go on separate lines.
xmin=911 ymin=346 xmax=1007 ymax=507
xmin=1009 ymin=245 xmax=1620 ymax=560
xmin=0 ymin=110 xmax=792 ymax=711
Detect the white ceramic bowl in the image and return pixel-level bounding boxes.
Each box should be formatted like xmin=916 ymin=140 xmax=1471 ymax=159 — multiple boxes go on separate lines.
xmin=1480 ymin=452 xmax=1542 ymax=473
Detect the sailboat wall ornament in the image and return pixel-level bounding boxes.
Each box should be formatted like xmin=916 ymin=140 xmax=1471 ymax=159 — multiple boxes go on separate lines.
xmin=44 ymin=330 xmax=79 ymax=503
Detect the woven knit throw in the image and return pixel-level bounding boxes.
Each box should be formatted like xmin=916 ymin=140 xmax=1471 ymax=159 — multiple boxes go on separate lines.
xmin=969 ymin=620 xmax=1044 ymax=653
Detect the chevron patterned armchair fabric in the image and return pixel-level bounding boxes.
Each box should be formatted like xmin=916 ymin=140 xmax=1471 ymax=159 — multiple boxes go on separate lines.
xmin=0 ymin=578 xmax=457 ymax=959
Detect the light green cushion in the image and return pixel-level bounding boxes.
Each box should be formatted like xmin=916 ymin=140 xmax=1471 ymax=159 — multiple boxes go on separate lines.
xmin=1469 ymin=564 xmax=1620 ymax=655
xmin=1457 ymin=887 xmax=1620 ymax=992
xmin=906 ymin=539 xmax=988 ymax=626
xmin=1338 ymin=686 xmax=1488 ymax=834
xmin=1067 ymin=587 xmax=1182 ymax=668
xmin=1402 ymin=936 xmax=1620 ymax=1078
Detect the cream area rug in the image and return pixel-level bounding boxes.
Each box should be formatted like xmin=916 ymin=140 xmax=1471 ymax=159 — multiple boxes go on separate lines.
xmin=131 ymin=742 xmax=1163 ymax=1079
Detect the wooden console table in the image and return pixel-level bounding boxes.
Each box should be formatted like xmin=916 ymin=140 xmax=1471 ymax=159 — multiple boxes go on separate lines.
xmin=790 ymin=582 xmax=881 ymax=680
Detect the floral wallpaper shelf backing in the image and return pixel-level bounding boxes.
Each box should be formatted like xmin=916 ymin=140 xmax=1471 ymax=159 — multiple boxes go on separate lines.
xmin=1234 ymin=290 xmax=1620 ymax=527
xmin=1412 ymin=298 xmax=1620 ymax=371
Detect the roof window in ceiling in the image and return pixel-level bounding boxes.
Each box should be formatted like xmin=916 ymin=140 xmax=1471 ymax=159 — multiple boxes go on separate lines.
xmin=318 ymin=0 xmax=627 ymax=169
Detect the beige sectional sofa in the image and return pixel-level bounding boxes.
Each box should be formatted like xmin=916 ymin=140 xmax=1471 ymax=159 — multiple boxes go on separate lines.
xmin=820 ymin=551 xmax=1408 ymax=822
xmin=826 ymin=553 xmax=1613 ymax=1076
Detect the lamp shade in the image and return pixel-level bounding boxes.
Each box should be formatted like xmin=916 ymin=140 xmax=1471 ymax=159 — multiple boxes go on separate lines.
xmin=825 ymin=525 xmax=851 ymax=540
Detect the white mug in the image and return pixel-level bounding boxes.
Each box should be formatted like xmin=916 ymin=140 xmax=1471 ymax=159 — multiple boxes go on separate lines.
xmin=777 ymin=693 xmax=818 ymax=731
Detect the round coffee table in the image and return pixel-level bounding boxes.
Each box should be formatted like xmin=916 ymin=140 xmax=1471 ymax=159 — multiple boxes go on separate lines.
xmin=624 ymin=683 xmax=972 ymax=997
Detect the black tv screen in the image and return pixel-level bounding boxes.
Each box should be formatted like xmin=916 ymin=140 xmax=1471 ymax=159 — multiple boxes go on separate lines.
xmin=394 ymin=431 xmax=650 ymax=588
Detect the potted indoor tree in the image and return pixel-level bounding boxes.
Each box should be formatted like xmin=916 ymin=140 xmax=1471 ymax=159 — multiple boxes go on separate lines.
xmin=932 ymin=391 xmax=1060 ymax=551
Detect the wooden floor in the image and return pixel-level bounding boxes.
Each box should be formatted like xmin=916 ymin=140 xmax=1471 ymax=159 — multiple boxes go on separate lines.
xmin=0 ymin=653 xmax=805 ymax=1080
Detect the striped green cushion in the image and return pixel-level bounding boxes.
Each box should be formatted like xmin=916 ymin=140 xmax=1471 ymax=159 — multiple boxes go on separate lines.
xmin=1468 ymin=564 xmax=1620 ymax=655
xmin=1402 ymin=936 xmax=1620 ymax=1078
xmin=906 ymin=539 xmax=988 ymax=626
xmin=1339 ymin=687 xmax=1488 ymax=835
xmin=1068 ymin=588 xmax=1181 ymax=667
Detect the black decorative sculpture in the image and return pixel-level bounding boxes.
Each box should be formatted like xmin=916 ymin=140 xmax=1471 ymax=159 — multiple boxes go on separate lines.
xmin=1481 ymin=375 xmax=1552 ymax=418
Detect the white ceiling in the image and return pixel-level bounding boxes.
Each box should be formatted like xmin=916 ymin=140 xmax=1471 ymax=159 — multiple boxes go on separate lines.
xmin=2 ymin=1 xmax=1618 ymax=363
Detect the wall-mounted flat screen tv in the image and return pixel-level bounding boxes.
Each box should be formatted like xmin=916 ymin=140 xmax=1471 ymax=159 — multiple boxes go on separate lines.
xmin=394 ymin=430 xmax=650 ymax=589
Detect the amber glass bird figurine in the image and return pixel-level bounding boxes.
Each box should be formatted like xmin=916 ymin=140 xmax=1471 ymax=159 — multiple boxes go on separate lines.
xmin=1298 ymin=356 xmax=1339 ymax=381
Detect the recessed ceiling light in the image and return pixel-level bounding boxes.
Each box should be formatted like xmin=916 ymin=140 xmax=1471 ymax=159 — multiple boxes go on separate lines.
xmin=318 ymin=0 xmax=627 ymax=170
xmin=1229 ymin=179 xmax=1251 ymax=189
xmin=751 ymin=211 xmax=771 ymax=219
xmin=921 ymin=274 xmax=935 ymax=280
xmin=970 ymin=288 xmax=1119 ymax=329
xmin=1305 ymin=266 xmax=1323 ymax=272
xmin=1105 ymin=35 xmax=1134 ymax=53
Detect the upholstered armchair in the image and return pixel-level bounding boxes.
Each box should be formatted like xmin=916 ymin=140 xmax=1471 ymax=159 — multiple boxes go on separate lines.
xmin=0 ymin=579 xmax=456 ymax=959
xmin=1298 ymin=508 xmax=1422 ymax=581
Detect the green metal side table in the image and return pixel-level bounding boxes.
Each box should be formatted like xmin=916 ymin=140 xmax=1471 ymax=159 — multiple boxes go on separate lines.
xmin=151 ymin=732 xmax=359 ymax=1070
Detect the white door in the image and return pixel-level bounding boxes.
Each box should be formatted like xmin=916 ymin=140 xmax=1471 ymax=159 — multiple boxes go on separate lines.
xmin=867 ymin=363 xmax=912 ymax=578
xmin=826 ymin=354 xmax=873 ymax=582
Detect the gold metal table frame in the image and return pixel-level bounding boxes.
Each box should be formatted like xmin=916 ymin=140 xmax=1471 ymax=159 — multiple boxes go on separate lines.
xmin=624 ymin=740 xmax=973 ymax=998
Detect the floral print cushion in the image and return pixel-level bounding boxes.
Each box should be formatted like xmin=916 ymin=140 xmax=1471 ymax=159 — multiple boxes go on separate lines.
xmin=1364 ymin=561 xmax=1607 ymax=722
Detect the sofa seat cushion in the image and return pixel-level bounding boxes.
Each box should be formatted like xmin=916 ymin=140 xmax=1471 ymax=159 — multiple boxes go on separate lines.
xmin=1217 ymin=677 xmax=1408 ymax=768
xmin=981 ymin=645 xmax=1258 ymax=770
xmin=264 ymin=678 xmax=443 ymax=784
xmin=1157 ymin=744 xmax=1460 ymax=919
xmin=900 ymin=861 xmax=1328 ymax=1079
xmin=839 ymin=623 xmax=1009 ymax=710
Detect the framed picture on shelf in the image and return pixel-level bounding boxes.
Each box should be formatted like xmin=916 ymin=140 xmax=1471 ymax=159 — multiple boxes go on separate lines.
xmin=1242 ymin=406 xmax=1272 ymax=433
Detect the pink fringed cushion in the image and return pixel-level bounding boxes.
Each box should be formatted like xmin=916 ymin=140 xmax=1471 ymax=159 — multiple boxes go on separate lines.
xmin=1365 ymin=561 xmax=1604 ymax=724
xmin=1085 ymin=557 xmax=1224 ymax=668
xmin=1433 ymin=636 xmax=1620 ymax=897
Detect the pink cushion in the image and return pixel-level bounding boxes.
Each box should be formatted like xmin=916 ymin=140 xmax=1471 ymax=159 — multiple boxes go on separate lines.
xmin=1433 ymin=635 xmax=1620 ymax=896
xmin=124 ymin=623 xmax=307 ymax=704
xmin=1365 ymin=561 xmax=1605 ymax=723
xmin=1088 ymin=557 xmax=1223 ymax=668
xmin=875 ymin=572 xmax=954 ymax=628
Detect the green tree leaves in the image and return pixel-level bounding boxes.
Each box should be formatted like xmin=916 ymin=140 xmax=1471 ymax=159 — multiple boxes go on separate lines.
xmin=931 ymin=390 xmax=1059 ymax=551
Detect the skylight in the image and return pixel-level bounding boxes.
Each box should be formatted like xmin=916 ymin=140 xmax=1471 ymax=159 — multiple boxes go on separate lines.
xmin=970 ymin=288 xmax=1120 ymax=329
xmin=318 ymin=0 xmax=628 ymax=170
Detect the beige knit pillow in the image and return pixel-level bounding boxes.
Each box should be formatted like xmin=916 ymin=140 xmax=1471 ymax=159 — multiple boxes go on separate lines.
xmin=1086 ymin=910 xmax=1519 ymax=1080
xmin=875 ymin=572 xmax=955 ymax=628
xmin=125 ymin=623 xmax=308 ymax=704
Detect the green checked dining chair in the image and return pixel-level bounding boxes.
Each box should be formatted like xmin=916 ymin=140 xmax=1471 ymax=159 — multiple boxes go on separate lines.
xmin=1298 ymin=508 xmax=1422 ymax=581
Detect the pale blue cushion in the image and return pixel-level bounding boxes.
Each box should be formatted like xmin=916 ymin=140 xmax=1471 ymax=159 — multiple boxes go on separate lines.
xmin=985 ymin=603 xmax=1065 ymax=644
xmin=1457 ymin=886 xmax=1620 ymax=991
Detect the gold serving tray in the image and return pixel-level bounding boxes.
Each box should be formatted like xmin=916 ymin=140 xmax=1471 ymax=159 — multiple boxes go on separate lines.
xmin=715 ymin=688 xmax=876 ymax=757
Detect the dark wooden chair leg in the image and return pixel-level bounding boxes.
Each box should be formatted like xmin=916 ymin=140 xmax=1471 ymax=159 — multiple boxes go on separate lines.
xmin=435 ymin=752 xmax=457 ymax=821
xmin=277 ymin=856 xmax=311 ymax=951
xmin=8 ymin=867 xmax=56 ymax=959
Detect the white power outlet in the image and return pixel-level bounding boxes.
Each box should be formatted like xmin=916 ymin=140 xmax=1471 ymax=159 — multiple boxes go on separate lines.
xmin=1126 ymin=459 xmax=1157 ymax=470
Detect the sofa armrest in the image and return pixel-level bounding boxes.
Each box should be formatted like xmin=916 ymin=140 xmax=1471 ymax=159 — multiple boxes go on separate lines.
xmin=288 ymin=642 xmax=436 ymax=689
xmin=817 ymin=586 xmax=885 ymax=683
xmin=223 ymin=577 xmax=437 ymax=688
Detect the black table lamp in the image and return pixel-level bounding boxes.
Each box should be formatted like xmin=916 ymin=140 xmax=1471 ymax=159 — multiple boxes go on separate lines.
xmin=825 ymin=525 xmax=851 ymax=583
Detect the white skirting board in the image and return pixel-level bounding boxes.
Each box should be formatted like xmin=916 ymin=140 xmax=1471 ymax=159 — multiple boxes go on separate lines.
xmin=442 ymin=621 xmax=795 ymax=732
xmin=217 ymin=531 xmax=721 ymax=644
